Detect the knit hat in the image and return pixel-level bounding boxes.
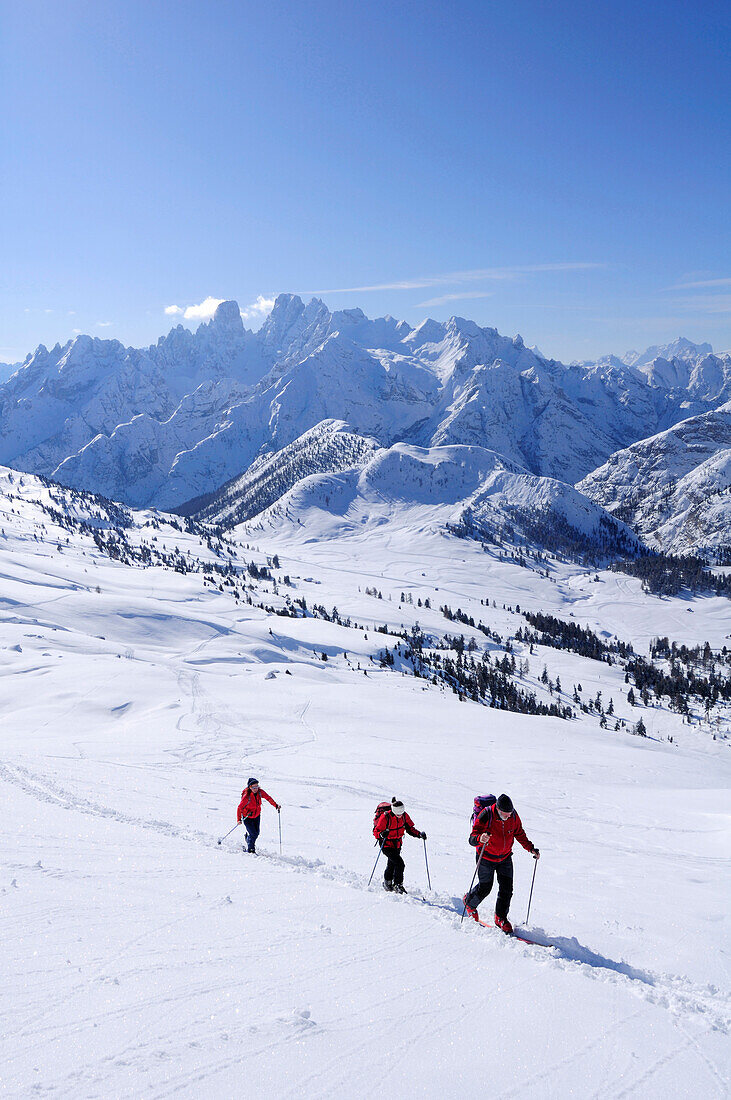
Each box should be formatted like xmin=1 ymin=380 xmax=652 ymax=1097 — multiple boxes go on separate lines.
xmin=497 ymin=793 xmax=514 ymax=813
xmin=247 ymin=777 xmax=259 ymax=787
xmin=391 ymin=798 xmax=405 ymax=816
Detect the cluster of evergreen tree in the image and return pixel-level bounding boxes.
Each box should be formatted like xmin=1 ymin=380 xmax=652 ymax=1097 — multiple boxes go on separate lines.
xmin=516 ymin=510 xmax=642 ymax=563
xmin=376 ymin=636 xmax=572 ymax=718
xmin=518 ymin=611 xmax=633 ymax=663
xmin=179 ymin=430 xmax=377 ymax=527
xmin=448 ymin=506 xmax=642 ymax=565
xmin=611 ymin=553 xmax=731 ymax=596
xmin=440 ymin=604 xmax=493 ymax=637
xmin=625 ymin=653 xmax=731 ymax=713
xmin=650 ymin=636 xmax=729 ymax=669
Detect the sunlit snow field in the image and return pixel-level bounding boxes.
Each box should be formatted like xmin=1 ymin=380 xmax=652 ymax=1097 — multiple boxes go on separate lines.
xmin=1 ymin=472 xmax=729 ymax=1097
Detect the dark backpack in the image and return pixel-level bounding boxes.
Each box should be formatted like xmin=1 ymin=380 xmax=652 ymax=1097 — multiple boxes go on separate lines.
xmin=471 ymin=794 xmax=496 ymax=826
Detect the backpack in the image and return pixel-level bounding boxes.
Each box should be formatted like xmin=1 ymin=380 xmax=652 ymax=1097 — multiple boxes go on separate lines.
xmin=373 ymin=801 xmax=391 ymax=833
xmin=471 ymin=794 xmax=496 ymax=826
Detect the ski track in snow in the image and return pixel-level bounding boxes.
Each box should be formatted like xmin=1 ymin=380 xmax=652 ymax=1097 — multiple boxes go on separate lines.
xmin=2 ymin=469 xmax=730 ymax=1097
xmin=2 ymin=755 xmax=728 ymax=1042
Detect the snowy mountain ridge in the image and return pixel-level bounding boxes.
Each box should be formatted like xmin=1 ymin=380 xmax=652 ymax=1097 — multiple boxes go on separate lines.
xmin=2 ymin=296 xmax=730 ymax=511
xmin=194 ymin=423 xmax=642 ymax=562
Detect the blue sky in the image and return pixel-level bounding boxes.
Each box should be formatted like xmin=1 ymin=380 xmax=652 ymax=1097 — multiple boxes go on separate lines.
xmin=2 ymin=0 xmax=730 ymax=363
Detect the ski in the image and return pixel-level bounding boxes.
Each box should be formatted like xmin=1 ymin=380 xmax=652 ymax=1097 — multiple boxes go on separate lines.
xmin=471 ymin=915 xmax=552 ymax=947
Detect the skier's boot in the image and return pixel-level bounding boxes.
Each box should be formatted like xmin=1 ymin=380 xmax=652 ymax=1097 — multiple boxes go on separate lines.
xmin=383 ymin=880 xmax=394 ymax=892
xmin=494 ymin=914 xmax=513 ymax=934
xmin=462 ymin=895 xmax=479 ymax=921
xmin=393 ymin=884 xmax=407 ymax=895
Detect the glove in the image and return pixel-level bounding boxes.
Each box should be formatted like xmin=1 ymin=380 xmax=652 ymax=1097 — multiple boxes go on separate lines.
xmin=479 ymin=832 xmax=490 ymax=844
xmin=379 ymin=832 xmax=387 ymax=842
xmin=276 ymin=804 xmax=281 ymax=812
xmin=420 ymin=832 xmax=427 ymax=840
xmin=532 ymin=848 xmax=540 ymax=859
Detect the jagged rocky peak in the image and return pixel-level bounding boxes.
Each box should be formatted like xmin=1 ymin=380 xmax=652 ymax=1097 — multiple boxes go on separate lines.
xmin=258 ymin=293 xmax=330 ymax=359
xmin=208 ymin=299 xmax=245 ymax=332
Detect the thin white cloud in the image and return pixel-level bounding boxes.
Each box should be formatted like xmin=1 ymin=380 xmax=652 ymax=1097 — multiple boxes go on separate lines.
xmin=416 ymin=290 xmax=495 ymax=308
xmin=240 ymin=295 xmax=275 ymax=321
xmin=311 ymin=263 xmax=605 ymax=296
xmin=665 ymin=277 xmax=731 ymax=291
xmin=184 ymin=296 xmax=225 ymax=321
xmin=96 ymin=321 xmax=114 ymax=328
xmin=164 ymin=296 xmax=225 ymax=321
xmin=672 ymin=294 xmax=731 ymax=314
xmin=165 ymin=295 xmax=275 ymax=324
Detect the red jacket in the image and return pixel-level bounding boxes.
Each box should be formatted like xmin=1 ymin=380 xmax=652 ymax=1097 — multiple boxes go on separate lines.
xmin=374 ymin=809 xmax=421 ymax=850
xmin=237 ymin=787 xmax=277 ymax=822
xmin=470 ymin=804 xmax=533 ymax=862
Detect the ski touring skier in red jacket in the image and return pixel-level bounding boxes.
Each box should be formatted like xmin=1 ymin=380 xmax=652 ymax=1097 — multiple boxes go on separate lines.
xmin=463 ymin=793 xmax=539 ymax=933
xmin=373 ymin=797 xmax=426 ymax=894
xmin=237 ymin=778 xmax=280 ymax=853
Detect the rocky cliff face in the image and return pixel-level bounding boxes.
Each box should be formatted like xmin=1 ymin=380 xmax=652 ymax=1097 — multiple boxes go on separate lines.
xmin=578 ymin=404 xmax=731 ymax=557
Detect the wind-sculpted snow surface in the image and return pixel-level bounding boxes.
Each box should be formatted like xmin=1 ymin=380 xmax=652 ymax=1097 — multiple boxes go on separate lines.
xmin=2 ymin=294 xmax=729 ymax=509
xmin=579 ymin=403 xmax=731 ymax=557
xmin=1 ymin=465 xmax=730 ymax=1095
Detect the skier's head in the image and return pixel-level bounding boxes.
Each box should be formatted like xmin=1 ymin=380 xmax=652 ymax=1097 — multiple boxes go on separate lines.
xmin=247 ymin=778 xmax=259 ymax=790
xmin=496 ymin=793 xmax=514 ymax=819
xmin=391 ymin=798 xmax=405 ymax=817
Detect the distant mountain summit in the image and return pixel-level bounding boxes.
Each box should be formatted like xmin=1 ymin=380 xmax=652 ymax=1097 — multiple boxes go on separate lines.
xmin=1 ymin=297 xmax=729 ymax=513
xmin=622 ymin=337 xmax=714 ymax=369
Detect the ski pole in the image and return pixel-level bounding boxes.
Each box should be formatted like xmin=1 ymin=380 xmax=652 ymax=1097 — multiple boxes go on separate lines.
xmin=217 ymin=822 xmax=241 ymax=846
xmin=368 ymin=839 xmax=386 ymax=886
xmin=423 ymin=837 xmax=432 ymax=891
xmin=461 ymin=836 xmax=489 ymax=923
xmin=278 ymin=807 xmax=282 ymax=855
xmin=525 ymin=856 xmax=538 ymax=925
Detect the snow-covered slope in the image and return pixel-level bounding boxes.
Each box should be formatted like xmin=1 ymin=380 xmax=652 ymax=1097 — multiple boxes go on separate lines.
xmin=182 ymin=419 xmax=381 ymax=525
xmin=235 ymin=435 xmax=642 ymax=561
xmin=1 ymin=464 xmax=729 ymax=1096
xmin=579 ymin=404 xmax=731 ymax=557
xmin=2 ymin=297 xmax=729 ymax=509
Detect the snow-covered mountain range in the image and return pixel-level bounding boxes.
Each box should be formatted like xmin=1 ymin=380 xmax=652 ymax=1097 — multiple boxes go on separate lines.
xmin=2 ymin=296 xmax=729 ymax=521
xmin=193 ymin=420 xmax=641 ymax=560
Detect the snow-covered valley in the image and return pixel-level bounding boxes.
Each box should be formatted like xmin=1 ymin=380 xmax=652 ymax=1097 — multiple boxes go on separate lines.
xmin=1 ymin=466 xmax=729 ymax=1097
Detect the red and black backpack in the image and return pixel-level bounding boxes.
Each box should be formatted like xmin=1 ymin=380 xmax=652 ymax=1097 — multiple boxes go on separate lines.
xmin=373 ymin=800 xmax=391 ymax=836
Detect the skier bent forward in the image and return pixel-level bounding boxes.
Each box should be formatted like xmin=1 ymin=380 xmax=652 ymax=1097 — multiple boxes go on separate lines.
xmin=463 ymin=793 xmax=539 ymax=933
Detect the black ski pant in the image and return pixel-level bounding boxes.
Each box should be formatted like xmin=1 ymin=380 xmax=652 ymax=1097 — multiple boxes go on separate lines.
xmin=465 ymin=854 xmax=513 ymax=919
xmin=244 ymin=816 xmax=261 ymax=852
xmin=383 ymin=845 xmax=405 ymax=886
